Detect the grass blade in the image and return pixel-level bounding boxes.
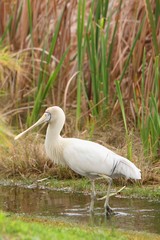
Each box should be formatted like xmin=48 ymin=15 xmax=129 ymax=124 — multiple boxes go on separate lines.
xmin=115 ymin=80 xmax=128 ymax=135
xmin=76 ymin=0 xmax=86 ymax=126
xmin=119 ymin=17 xmax=145 ymax=83
xmin=145 ymin=0 xmax=159 ymax=55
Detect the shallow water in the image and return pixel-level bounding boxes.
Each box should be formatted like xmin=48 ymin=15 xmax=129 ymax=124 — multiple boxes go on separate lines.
xmin=0 ymin=185 xmax=159 ymax=234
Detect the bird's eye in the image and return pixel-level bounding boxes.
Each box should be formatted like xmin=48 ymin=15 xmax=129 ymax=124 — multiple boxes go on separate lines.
xmin=45 ymin=112 xmax=51 ymax=122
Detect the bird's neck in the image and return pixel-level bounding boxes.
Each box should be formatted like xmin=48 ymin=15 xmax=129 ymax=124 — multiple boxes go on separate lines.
xmin=45 ymin=121 xmax=64 ymax=144
xmin=45 ymin=114 xmax=65 ymax=162
xmin=45 ymin=122 xmax=66 ymax=167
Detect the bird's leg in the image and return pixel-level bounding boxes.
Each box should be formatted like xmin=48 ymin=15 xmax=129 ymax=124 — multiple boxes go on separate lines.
xmin=89 ymin=179 xmax=96 ymax=213
xmin=104 ymin=177 xmax=113 ymax=215
xmin=97 ymin=175 xmax=113 ymax=215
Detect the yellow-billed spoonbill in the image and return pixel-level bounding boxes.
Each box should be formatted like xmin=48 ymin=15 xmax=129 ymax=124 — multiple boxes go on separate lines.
xmin=15 ymin=106 xmax=141 ymax=215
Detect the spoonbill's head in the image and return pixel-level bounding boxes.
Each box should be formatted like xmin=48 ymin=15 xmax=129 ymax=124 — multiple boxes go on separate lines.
xmin=15 ymin=106 xmax=65 ymax=140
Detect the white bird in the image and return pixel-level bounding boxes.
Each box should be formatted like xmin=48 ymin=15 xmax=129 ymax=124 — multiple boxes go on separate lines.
xmin=15 ymin=106 xmax=141 ymax=215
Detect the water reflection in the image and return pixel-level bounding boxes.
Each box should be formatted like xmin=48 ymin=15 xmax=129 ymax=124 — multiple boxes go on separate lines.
xmin=0 ymin=185 xmax=159 ymax=234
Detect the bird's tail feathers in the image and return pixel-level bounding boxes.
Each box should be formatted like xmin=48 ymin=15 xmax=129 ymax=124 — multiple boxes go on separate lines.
xmin=113 ymin=157 xmax=141 ymax=180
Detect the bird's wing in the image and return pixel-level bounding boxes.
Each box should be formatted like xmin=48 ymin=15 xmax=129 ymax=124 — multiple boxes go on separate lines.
xmin=63 ymin=138 xmax=141 ymax=180
xmin=63 ymin=138 xmax=118 ymax=177
xmin=112 ymin=156 xmax=141 ymax=179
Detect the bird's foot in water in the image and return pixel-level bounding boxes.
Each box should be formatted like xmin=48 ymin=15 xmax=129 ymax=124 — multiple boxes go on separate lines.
xmin=105 ymin=205 xmax=115 ymax=216
xmin=89 ymin=207 xmax=94 ymax=215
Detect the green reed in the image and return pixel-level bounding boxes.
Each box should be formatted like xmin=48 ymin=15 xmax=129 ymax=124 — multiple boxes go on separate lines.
xmin=115 ymin=80 xmax=132 ymax=160
xmin=134 ymin=50 xmax=160 ymax=158
xmin=145 ymin=0 xmax=159 ymax=55
xmin=76 ymin=0 xmax=86 ymax=126
xmin=27 ymin=9 xmax=67 ymax=126
xmin=85 ymin=0 xmax=121 ymax=117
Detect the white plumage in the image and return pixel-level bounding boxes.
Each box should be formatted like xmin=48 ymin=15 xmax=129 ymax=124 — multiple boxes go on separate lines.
xmin=63 ymin=138 xmax=141 ymax=179
xmin=15 ymin=106 xmax=141 ymax=215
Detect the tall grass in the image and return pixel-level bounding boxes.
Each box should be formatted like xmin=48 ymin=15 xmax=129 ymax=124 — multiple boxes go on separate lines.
xmin=25 ymin=6 xmax=69 ymax=125
xmin=145 ymin=0 xmax=159 ymax=55
xmin=27 ymin=0 xmax=35 ymax=79
xmin=133 ymin=46 xmax=160 ymax=158
xmin=76 ymin=0 xmax=86 ymax=126
xmin=0 ymin=48 xmax=21 ymax=149
xmin=0 ymin=1 xmax=74 ymax=122
xmin=142 ymin=56 xmax=159 ymax=157
xmin=115 ymin=80 xmax=132 ymax=160
xmin=0 ymin=116 xmax=14 ymax=149
xmin=27 ymin=49 xmax=68 ymax=126
xmin=85 ymin=0 xmax=122 ymax=117
xmin=0 ymin=0 xmax=159 ymax=160
xmin=27 ymin=7 xmax=68 ymax=125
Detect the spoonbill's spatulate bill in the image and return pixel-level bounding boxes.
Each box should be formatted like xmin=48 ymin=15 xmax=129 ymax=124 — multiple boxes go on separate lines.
xmin=15 ymin=106 xmax=141 ymax=215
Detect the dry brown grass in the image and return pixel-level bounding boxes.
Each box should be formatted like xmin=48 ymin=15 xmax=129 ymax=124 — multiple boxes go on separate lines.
xmin=111 ymin=0 xmax=160 ymax=118
xmin=0 ymin=133 xmax=78 ymax=179
xmin=0 ymin=0 xmax=78 ymax=112
xmin=0 ymin=121 xmax=159 ymax=184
